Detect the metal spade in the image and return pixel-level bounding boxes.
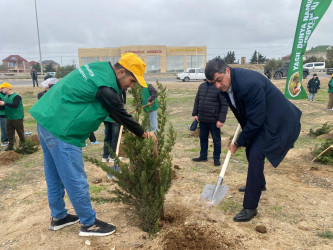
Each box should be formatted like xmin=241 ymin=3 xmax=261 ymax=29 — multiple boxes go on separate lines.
xmin=200 ymin=124 xmax=241 ymax=206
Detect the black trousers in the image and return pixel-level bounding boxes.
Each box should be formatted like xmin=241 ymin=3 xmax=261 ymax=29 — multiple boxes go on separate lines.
xmin=243 ymin=144 xmax=266 ymax=209
xmin=6 ymin=119 xmax=25 ymax=148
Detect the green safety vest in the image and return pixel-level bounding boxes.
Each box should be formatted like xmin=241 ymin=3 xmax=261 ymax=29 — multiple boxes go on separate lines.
xmin=3 ymin=92 xmax=24 ymax=120
xmin=142 ymin=83 xmax=159 ymax=112
xmin=29 ymin=61 xmax=120 ymax=147
xmin=0 ymin=92 xmax=5 ymax=116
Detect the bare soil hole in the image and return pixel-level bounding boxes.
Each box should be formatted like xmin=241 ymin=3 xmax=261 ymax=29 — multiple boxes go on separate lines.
xmin=163 ymin=224 xmax=238 ymax=249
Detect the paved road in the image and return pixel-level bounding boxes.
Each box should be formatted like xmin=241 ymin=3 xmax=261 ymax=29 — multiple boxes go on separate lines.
xmin=4 ymin=71 xmax=332 ymax=87
xmin=7 ymin=77 xmax=180 ymax=87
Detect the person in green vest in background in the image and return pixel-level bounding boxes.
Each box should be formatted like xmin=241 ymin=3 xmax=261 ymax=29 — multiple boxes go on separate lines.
xmin=142 ymin=83 xmax=159 ymax=132
xmin=327 ymin=74 xmax=333 ymax=110
xmin=29 ymin=53 xmax=157 ymax=237
xmin=0 ymin=82 xmax=25 ymax=151
xmin=0 ymin=84 xmax=8 ymax=147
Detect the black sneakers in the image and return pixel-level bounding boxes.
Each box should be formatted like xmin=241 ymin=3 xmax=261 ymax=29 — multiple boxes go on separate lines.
xmin=49 ymin=214 xmax=80 ymax=231
xmin=79 ymin=219 xmax=116 ymax=237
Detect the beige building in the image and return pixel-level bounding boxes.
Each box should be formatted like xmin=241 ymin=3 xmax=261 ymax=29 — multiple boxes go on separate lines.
xmin=78 ymin=45 xmax=206 ymax=73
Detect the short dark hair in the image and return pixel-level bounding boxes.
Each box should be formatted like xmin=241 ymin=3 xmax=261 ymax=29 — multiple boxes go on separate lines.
xmin=113 ymin=62 xmax=135 ymax=78
xmin=205 ymin=58 xmax=229 ymax=81
xmin=313 ymin=73 xmax=317 ymax=76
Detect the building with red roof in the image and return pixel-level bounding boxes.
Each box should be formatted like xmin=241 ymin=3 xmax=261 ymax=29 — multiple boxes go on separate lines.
xmin=2 ymin=55 xmax=30 ymax=73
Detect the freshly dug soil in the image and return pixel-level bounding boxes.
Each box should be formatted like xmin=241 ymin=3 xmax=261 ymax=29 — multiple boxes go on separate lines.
xmin=163 ymin=224 xmax=238 ymax=249
xmin=0 ymin=151 xmax=20 ymax=165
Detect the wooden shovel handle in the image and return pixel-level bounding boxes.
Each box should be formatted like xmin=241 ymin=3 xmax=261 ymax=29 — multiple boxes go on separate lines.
xmin=219 ymin=124 xmax=242 ymax=179
xmin=114 ymin=102 xmax=152 ymax=156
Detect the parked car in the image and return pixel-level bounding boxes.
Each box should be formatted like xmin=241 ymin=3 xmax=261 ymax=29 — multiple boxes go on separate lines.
xmin=326 ymin=68 xmax=333 ymax=75
xmin=176 ymin=68 xmax=206 ymax=82
xmin=303 ymin=62 xmax=325 ymax=72
xmin=46 ymin=72 xmax=56 ymax=77
xmin=264 ymin=62 xmax=309 ymax=80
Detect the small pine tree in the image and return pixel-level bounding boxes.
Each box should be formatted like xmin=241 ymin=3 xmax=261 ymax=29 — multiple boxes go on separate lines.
xmin=86 ymin=81 xmax=176 ymax=234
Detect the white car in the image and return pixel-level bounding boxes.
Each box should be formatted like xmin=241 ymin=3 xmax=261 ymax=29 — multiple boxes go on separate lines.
xmin=303 ymin=62 xmax=325 ymax=72
xmin=176 ymin=68 xmax=206 ymax=82
xmin=46 ymin=72 xmax=56 ymax=77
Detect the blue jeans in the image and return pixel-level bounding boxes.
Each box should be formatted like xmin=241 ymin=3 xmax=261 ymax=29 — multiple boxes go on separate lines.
xmin=103 ymin=122 xmax=120 ymax=158
xmin=37 ymin=123 xmax=96 ymax=226
xmin=32 ymin=78 xmax=38 ymax=87
xmin=199 ymin=122 xmax=221 ymax=160
xmin=147 ymin=110 xmax=158 ymax=132
xmin=0 ymin=117 xmax=8 ymax=143
xmin=308 ymin=93 xmax=315 ymax=101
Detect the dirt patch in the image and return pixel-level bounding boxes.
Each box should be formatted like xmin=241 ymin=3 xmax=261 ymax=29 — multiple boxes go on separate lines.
xmin=163 ymin=224 xmax=238 ymax=249
xmin=0 ymin=151 xmax=20 ymax=165
xmin=161 ymin=203 xmax=190 ymax=227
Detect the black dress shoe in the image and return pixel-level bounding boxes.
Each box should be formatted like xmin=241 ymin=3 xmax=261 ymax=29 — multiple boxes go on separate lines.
xmin=192 ymin=157 xmax=207 ymax=162
xmin=214 ymin=160 xmax=221 ymax=166
xmin=233 ymin=208 xmax=257 ymax=222
xmin=238 ymin=186 xmax=267 ymax=192
xmin=4 ymin=146 xmax=14 ymax=151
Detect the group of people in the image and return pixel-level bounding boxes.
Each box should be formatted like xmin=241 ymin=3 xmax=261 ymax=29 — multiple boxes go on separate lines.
xmin=7 ymin=52 xmax=331 ymax=236
xmin=306 ymin=72 xmax=333 ymax=111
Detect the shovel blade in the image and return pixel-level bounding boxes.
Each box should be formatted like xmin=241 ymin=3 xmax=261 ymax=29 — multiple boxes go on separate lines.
xmin=200 ymin=184 xmax=229 ymax=206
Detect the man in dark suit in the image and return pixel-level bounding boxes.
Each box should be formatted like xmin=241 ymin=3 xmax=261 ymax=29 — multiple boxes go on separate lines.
xmin=205 ymin=58 xmax=302 ymax=222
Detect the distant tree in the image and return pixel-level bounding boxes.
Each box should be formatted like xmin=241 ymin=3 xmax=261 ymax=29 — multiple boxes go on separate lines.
xmin=45 ymin=63 xmax=55 ymax=72
xmin=0 ymin=64 xmax=7 ymax=71
xmin=55 ymin=65 xmax=76 ymax=78
xmin=250 ymin=50 xmax=266 ymax=64
xmin=304 ymin=56 xmax=324 ymax=64
xmin=250 ymin=50 xmax=258 ymax=64
xmin=325 ymin=48 xmax=333 ymax=68
xmin=264 ymin=59 xmax=283 ymax=79
xmin=224 ymin=51 xmax=236 ymax=64
xmin=32 ymin=63 xmax=41 ymax=72
xmin=258 ymin=53 xmax=267 ymax=63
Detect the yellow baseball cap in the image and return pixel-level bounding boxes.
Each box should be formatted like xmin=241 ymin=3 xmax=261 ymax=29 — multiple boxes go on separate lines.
xmin=0 ymin=82 xmax=12 ymax=89
xmin=118 ymin=53 xmax=147 ymax=87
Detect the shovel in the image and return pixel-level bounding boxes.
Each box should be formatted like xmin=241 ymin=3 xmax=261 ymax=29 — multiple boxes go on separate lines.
xmin=200 ymin=124 xmax=242 ymax=206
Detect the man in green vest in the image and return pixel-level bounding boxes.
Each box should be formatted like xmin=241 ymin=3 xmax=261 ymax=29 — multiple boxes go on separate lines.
xmin=0 ymin=84 xmax=8 ymax=146
xmin=29 ymin=53 xmax=157 ymax=237
xmin=142 ymin=83 xmax=159 ymax=132
xmin=0 ymin=82 xmax=25 ymax=151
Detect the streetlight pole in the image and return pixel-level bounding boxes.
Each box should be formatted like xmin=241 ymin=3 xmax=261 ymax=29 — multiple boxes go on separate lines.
xmin=34 ymin=0 xmax=43 ymax=75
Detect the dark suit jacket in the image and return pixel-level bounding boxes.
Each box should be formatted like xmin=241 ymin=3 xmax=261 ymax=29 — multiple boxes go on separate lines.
xmin=222 ymin=68 xmax=302 ymax=167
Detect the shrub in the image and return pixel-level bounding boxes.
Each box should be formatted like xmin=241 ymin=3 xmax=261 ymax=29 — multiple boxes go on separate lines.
xmin=14 ymin=139 xmax=39 ymax=154
xmin=312 ymin=139 xmax=333 ymax=165
xmin=85 ymin=81 xmax=176 ymax=234
xmin=309 ymin=123 xmax=332 ymax=137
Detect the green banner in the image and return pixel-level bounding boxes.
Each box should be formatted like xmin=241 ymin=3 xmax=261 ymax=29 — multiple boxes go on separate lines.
xmin=285 ymin=0 xmax=332 ymax=99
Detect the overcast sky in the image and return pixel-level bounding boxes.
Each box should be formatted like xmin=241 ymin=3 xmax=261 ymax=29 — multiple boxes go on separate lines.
xmin=1 ymin=0 xmax=332 ymax=66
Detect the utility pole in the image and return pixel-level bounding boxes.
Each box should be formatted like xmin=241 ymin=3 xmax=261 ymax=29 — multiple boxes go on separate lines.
xmin=34 ymin=0 xmax=43 ymax=75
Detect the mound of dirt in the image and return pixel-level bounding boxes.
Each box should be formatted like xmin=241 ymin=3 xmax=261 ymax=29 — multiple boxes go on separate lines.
xmin=163 ymin=224 xmax=237 ymax=249
xmin=0 ymin=151 xmax=20 ymax=165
